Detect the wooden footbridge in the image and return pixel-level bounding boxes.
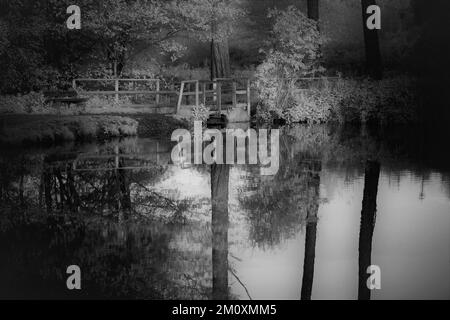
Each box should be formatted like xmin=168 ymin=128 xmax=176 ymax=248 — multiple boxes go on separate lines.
xmin=72 ymin=77 xmax=252 ymax=122
xmin=71 ymin=76 xmax=341 ymax=122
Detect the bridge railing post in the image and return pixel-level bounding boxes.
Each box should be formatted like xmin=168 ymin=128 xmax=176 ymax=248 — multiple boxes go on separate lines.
xmin=195 ymin=80 xmax=200 ymax=107
xmin=232 ymin=81 xmax=237 ymax=108
xmin=202 ymin=82 xmax=207 ymax=105
xmin=114 ymin=146 xmax=119 ymax=169
xmin=216 ymin=82 xmax=222 ymax=114
xmin=246 ymin=79 xmax=251 ymax=118
xmin=177 ymin=81 xmax=185 ymax=114
xmin=156 ymin=79 xmax=160 ymax=105
xmin=114 ymin=79 xmax=119 ymax=103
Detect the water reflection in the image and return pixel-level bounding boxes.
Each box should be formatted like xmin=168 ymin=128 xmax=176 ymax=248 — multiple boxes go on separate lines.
xmin=211 ymin=163 xmax=230 ymax=300
xmin=0 ymin=123 xmax=449 ymax=299
xmin=358 ymin=161 xmax=380 ymax=300
xmin=301 ymin=160 xmax=321 ymax=300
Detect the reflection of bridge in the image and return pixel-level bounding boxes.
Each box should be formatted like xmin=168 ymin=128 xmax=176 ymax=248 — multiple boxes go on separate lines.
xmin=73 ymin=77 xmax=251 ymax=122
xmin=43 ymin=143 xmax=174 ymax=172
xmin=72 ymin=145 xmax=173 ymax=171
xmin=43 ymin=143 xmax=200 ymax=172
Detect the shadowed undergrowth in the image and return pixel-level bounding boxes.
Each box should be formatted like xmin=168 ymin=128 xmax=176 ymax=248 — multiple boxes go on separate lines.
xmin=0 ymin=116 xmax=138 ymax=145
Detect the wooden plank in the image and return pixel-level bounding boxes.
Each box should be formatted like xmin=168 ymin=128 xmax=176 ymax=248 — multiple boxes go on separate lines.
xmin=177 ymin=82 xmax=185 ymax=113
xmin=114 ymin=79 xmax=119 ymax=103
xmin=195 ymin=81 xmax=199 ymax=107
xmin=117 ymin=79 xmax=159 ymax=82
xmin=217 ymin=82 xmax=222 ymax=114
xmin=156 ymin=80 xmax=160 ymax=105
xmin=202 ymin=83 xmax=207 ymax=105
xmin=82 ymin=90 xmax=177 ymax=95
xmin=75 ymin=78 xmax=160 ymax=82
xmin=181 ymin=80 xmax=201 ymax=84
xmin=247 ymin=79 xmax=251 ymax=118
xmin=232 ymin=82 xmax=237 ymax=108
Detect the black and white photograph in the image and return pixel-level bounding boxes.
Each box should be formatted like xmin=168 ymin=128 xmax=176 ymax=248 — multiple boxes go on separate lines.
xmin=0 ymin=0 xmax=449 ymax=306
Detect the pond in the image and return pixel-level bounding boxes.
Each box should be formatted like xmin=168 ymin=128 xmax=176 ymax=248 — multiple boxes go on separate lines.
xmin=0 ymin=123 xmax=449 ymax=300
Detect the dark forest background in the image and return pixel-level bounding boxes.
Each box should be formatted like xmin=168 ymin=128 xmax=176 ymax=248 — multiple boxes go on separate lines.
xmin=0 ymin=0 xmax=449 ymax=122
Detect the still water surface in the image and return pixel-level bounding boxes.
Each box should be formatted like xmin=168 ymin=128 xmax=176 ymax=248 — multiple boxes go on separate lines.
xmin=0 ymin=124 xmax=449 ymax=299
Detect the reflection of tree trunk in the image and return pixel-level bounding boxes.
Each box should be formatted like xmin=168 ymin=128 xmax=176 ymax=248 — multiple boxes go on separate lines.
xmin=19 ymin=173 xmax=24 ymax=208
xmin=301 ymin=161 xmax=321 ymax=300
xmin=358 ymin=160 xmax=380 ymax=300
xmin=211 ymin=39 xmax=231 ymax=80
xmin=43 ymin=167 xmax=53 ymax=214
xmin=211 ymin=163 xmax=230 ymax=300
xmin=361 ymin=0 xmax=383 ymax=79
xmin=55 ymin=170 xmax=65 ymax=212
xmin=116 ymin=160 xmax=131 ymax=221
xmin=67 ymin=168 xmax=79 ymax=211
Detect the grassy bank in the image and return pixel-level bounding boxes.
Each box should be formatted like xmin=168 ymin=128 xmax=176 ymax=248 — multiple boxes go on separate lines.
xmin=0 ymin=115 xmax=138 ymax=145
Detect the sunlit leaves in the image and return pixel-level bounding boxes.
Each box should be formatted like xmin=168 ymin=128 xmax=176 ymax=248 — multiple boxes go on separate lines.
xmin=170 ymin=0 xmax=246 ymax=42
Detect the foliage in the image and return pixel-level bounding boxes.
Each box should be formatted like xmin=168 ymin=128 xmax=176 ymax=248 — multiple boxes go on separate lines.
xmin=0 ymin=0 xmax=191 ymax=93
xmin=0 ymin=0 xmax=94 ymax=93
xmin=256 ymin=76 xmax=420 ymax=124
xmin=191 ymin=104 xmax=210 ymax=124
xmin=254 ymin=6 xmax=324 ymax=123
xmin=172 ymin=0 xmax=246 ymax=42
xmin=83 ymin=0 xmax=188 ymax=74
xmin=83 ymin=95 xmax=132 ymax=109
xmin=0 ymin=92 xmax=49 ymax=114
xmin=333 ymin=76 xmax=419 ymax=124
xmin=264 ymin=6 xmax=324 ymax=76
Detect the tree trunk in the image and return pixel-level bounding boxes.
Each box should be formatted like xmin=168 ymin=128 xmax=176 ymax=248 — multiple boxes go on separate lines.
xmin=358 ymin=160 xmax=380 ymax=300
xmin=211 ymin=39 xmax=231 ymax=80
xmin=301 ymin=160 xmax=321 ymax=300
xmin=361 ymin=0 xmax=383 ymax=79
xmin=211 ymin=163 xmax=230 ymax=300
xmin=307 ymin=0 xmax=319 ymax=21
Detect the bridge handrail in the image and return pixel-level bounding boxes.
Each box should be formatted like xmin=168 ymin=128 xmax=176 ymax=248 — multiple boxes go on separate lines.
xmin=73 ymin=78 xmax=162 ymax=103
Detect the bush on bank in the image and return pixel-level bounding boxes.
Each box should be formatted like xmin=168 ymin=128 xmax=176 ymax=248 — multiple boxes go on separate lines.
xmin=256 ymin=76 xmax=420 ymax=124
xmin=0 ymin=92 xmax=49 ymax=114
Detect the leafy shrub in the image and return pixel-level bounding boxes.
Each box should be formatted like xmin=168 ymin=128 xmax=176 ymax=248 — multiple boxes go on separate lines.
xmin=334 ymin=76 xmax=419 ymax=124
xmin=0 ymin=92 xmax=49 ymax=114
xmin=280 ymin=76 xmax=420 ymax=124
xmin=255 ymin=6 xmax=324 ymax=123
xmin=83 ymin=94 xmax=132 ymax=109
xmin=191 ymin=103 xmax=210 ymax=124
